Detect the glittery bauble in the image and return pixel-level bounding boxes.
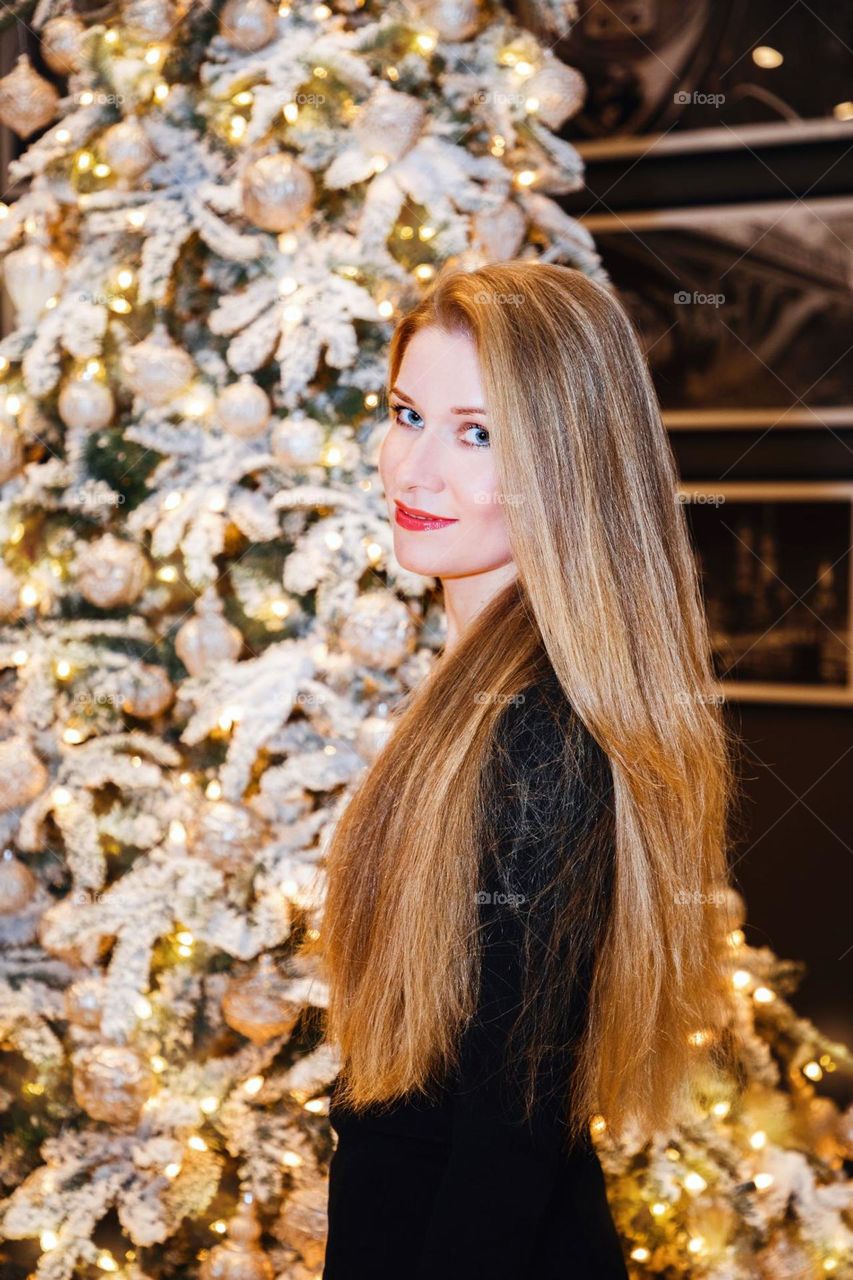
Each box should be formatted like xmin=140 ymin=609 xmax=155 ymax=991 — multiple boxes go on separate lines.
xmin=121 ymin=322 xmax=195 ymax=407
xmin=63 ymin=977 xmax=105 ymax=1029
xmin=220 ymin=0 xmax=278 ymax=51
xmin=353 ymin=84 xmax=425 ymax=160
xmin=72 ymin=1043 xmax=155 ymax=1125
xmin=41 ymin=15 xmax=86 ymax=76
xmin=422 ymin=0 xmax=482 ymax=40
xmin=221 ymin=955 xmax=301 ymax=1043
xmin=58 ymin=375 xmax=115 ymax=431
xmin=0 ymin=848 xmax=38 ymax=914
xmin=526 ymin=61 xmax=586 ymax=130
xmin=75 ymin=532 xmax=150 ymax=608
xmin=121 ymin=0 xmax=175 ymax=41
xmin=276 ymin=1184 xmax=327 ymax=1271
xmin=188 ymin=800 xmax=265 ymax=872
xmin=3 ymin=242 xmax=64 ymax=327
xmin=175 ymin=586 xmax=242 ymax=676
xmin=0 ymin=422 xmax=23 ymax=484
xmin=199 ymin=1195 xmax=273 ymax=1280
xmin=0 ymin=737 xmax=49 ymax=810
xmin=0 ymin=563 xmax=21 ymax=620
xmin=355 ymin=714 xmax=393 ymax=761
xmin=472 ymin=200 xmax=527 ymax=261
xmin=0 ymin=55 xmax=59 ymax=138
xmin=240 ymin=153 xmax=315 ymax=233
xmin=101 ymin=117 xmax=156 ymax=181
xmin=121 ymin=664 xmax=174 ymax=718
xmin=215 ymin=376 xmax=271 ymax=440
xmin=270 ymin=416 xmax=324 ymax=467
xmin=340 ymin=591 xmax=414 ymax=670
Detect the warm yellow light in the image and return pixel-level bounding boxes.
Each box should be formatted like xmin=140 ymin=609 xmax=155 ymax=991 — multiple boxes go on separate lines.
xmin=176 ymin=930 xmax=194 ymax=946
xmin=63 ymin=726 xmax=84 ymax=744
xmin=753 ymin=986 xmax=775 ymax=1003
xmin=212 ymin=1219 xmax=228 ymax=1233
xmin=515 ymin=169 xmax=536 ymax=187
xmin=153 ymin=83 xmax=169 ymax=103
xmin=105 ymin=29 xmax=118 ymax=43
xmin=97 ymin=1251 xmax=118 ymax=1271
xmin=5 ymin=393 xmax=21 ymax=414
xmin=324 ymin=446 xmax=342 ymax=465
xmin=168 ymin=820 xmax=187 ymax=845
xmin=313 ymin=65 xmax=328 ymax=77
xmin=56 ymin=659 xmax=72 ymax=679
xmin=754 ymin=1172 xmax=774 ymax=1190
xmin=282 ymin=303 xmax=303 ymax=325
xmin=711 ymin=1100 xmax=730 ymax=1118
xmin=415 ymin=32 xmax=436 ymax=54
xmin=282 ymin=1150 xmax=303 ymax=1167
xmin=76 ymin=150 xmax=93 ymax=171
xmin=364 ymin=392 xmax=379 ymax=408
xmin=56 ymin=128 xmax=71 ymax=143
xmin=372 ymin=155 xmax=388 ymax=173
xmin=418 ymin=225 xmax=435 ymax=241
xmin=20 ymin=584 xmax=39 ymax=607
xmin=753 ymin=45 xmax=783 ymax=68
xmin=303 ymin=1098 xmax=325 ymax=1113
xmin=150 ymin=1054 xmax=167 ymax=1072
xmin=683 ymin=1171 xmax=707 ymax=1193
xmin=414 ymin=264 xmax=434 ymax=281
xmin=630 ymin=1247 xmax=650 ymax=1262
xmin=135 ymin=996 xmax=153 ymax=1019
xmin=188 ymin=1135 xmax=208 ymax=1150
xmin=53 ymin=787 xmax=72 ymax=807
xmin=803 ymin=1060 xmax=823 ymax=1081
xmin=525 ymin=97 xmax=539 ymax=113
xmin=144 ymin=46 xmax=163 ymax=65
xmin=164 ymin=1162 xmax=181 ymax=1178
xmin=834 ymin=101 xmax=853 ymax=121
xmin=230 ymin=116 xmax=247 ymax=140
xmin=41 ymin=1230 xmax=59 ymax=1249
xmin=749 ymin=1130 xmax=766 ymax=1150
xmin=127 ymin=209 xmax=146 ymax=228
xmin=377 ymin=300 xmax=394 ymax=318
xmin=200 ymin=1095 xmax=219 ymax=1114
xmin=279 ymin=232 xmax=298 ymax=253
xmin=514 ymin=59 xmax=534 ymax=77
xmin=79 ymin=91 xmax=94 ymax=105
xmin=650 ymin=1201 xmax=666 ymax=1216
xmin=324 ymin=530 xmax=343 ymax=550
xmin=164 ymin=491 xmax=182 ymax=510
xmin=205 ymin=779 xmax=222 ymax=800
xmin=93 ymin=163 xmax=111 ymax=178
xmin=109 ymin=297 xmax=132 ymax=314
xmin=157 ymin=565 xmax=178 ymax=582
xmin=233 ymin=91 xmax=253 ymax=106
xmin=244 ymin=1075 xmax=264 ymax=1094
xmin=279 ymin=275 xmax=298 ymax=295
xmin=732 ymin=968 xmax=751 ymax=989
xmin=687 ymin=1236 xmax=705 ymax=1254
xmin=314 ymin=4 xmax=331 ymax=17
xmin=283 ymin=102 xmax=299 ymax=123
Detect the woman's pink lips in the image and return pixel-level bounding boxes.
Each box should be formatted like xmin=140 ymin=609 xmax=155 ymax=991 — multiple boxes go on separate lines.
xmin=394 ymin=502 xmax=458 ymax=532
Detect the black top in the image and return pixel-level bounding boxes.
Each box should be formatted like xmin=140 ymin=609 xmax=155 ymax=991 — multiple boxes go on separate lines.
xmin=323 ymin=671 xmax=629 ymax=1279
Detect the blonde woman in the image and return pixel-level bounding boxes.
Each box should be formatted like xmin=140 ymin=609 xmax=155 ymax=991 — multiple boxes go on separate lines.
xmin=318 ymin=261 xmax=737 ymax=1278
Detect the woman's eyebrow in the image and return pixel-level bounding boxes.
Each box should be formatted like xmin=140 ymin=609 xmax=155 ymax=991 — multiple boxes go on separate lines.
xmin=390 ymin=385 xmax=488 ymax=415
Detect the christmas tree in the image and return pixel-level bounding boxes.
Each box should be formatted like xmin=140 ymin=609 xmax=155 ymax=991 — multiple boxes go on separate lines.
xmin=0 ymin=1 xmax=849 ymax=1276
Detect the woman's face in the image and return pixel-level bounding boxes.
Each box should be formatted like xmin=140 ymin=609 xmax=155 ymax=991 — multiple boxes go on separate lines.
xmin=378 ymin=326 xmax=514 ymax=581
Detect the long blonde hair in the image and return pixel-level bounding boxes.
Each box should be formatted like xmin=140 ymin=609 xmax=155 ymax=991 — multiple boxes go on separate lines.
xmin=316 ymin=260 xmax=740 ymax=1148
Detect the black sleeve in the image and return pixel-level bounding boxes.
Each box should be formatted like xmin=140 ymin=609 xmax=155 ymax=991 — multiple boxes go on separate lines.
xmin=413 ymin=684 xmax=602 ymax=1279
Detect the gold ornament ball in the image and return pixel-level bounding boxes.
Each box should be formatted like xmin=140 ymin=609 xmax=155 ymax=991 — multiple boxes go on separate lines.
xmin=221 ymin=955 xmax=301 ymax=1043
xmin=72 ymin=1043 xmax=155 ymax=1125
xmin=121 ymin=664 xmax=174 ymax=718
xmin=240 ymin=153 xmax=315 ymax=233
xmin=75 ymin=532 xmax=151 ymax=609
xmin=220 ymin=0 xmax=278 ymax=51
xmin=3 ymin=241 xmax=64 ymax=327
xmin=101 ymin=117 xmax=156 ymax=181
xmin=340 ymin=590 xmax=414 ymax=670
xmin=215 ymin=377 xmax=271 ymax=439
xmin=353 ymin=83 xmax=426 ymax=160
xmin=58 ymin=376 xmax=115 ymax=431
xmin=526 ymin=61 xmax=586 ymax=130
xmin=199 ymin=1194 xmax=273 ymax=1280
xmin=41 ymin=15 xmax=86 ymax=76
xmin=0 ymin=422 xmax=24 ymax=485
xmin=188 ymin=800 xmax=265 ymax=873
xmin=422 ymin=0 xmax=482 ymax=41
xmin=121 ymin=322 xmax=195 ymax=407
xmin=175 ymin=586 xmax=243 ymax=676
xmin=270 ymin=416 xmax=324 ymax=467
xmin=0 ymin=737 xmax=49 ymax=811
xmin=0 ymin=55 xmax=59 ymax=138
xmin=121 ymin=0 xmax=175 ymax=42
xmin=63 ymin=977 xmax=106 ymax=1030
xmin=0 ymin=847 xmax=38 ymax=914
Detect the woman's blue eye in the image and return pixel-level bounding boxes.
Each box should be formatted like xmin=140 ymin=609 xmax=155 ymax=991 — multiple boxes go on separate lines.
xmin=390 ymin=404 xmax=489 ymax=449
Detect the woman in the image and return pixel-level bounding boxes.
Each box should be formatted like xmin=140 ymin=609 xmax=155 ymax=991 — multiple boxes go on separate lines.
xmin=317 ymin=261 xmax=737 ymax=1278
